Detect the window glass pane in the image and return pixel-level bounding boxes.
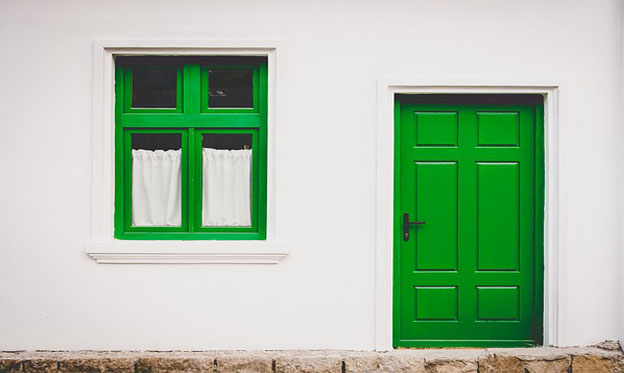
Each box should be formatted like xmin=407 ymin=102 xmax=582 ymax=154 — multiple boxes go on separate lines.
xmin=131 ymin=133 xmax=182 ymax=227
xmin=202 ymin=133 xmax=252 ymax=227
xmin=208 ymin=69 xmax=253 ymax=108
xmin=132 ymin=68 xmax=177 ymax=108
xmin=202 ymin=133 xmax=252 ymax=150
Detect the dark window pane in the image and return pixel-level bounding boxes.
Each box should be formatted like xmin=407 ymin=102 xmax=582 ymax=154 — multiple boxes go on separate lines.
xmin=202 ymin=133 xmax=252 ymax=150
xmin=132 ymin=68 xmax=177 ymax=108
xmin=132 ymin=133 xmax=181 ymax=150
xmin=208 ymin=69 xmax=253 ymax=108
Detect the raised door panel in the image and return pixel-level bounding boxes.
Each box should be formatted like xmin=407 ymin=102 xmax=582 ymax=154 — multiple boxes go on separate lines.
xmin=477 ymin=162 xmax=520 ymax=271
xmin=477 ymin=112 xmax=519 ymax=146
xmin=477 ymin=286 xmax=520 ymax=321
xmin=414 ymin=162 xmax=458 ymax=271
xmin=415 ymin=112 xmax=458 ymax=146
xmin=415 ymin=286 xmax=458 ymax=321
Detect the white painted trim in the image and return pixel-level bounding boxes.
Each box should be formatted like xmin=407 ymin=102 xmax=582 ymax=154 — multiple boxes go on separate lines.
xmin=88 ymin=40 xmax=287 ymax=264
xmin=88 ymin=252 xmax=288 ymax=265
xmin=86 ymin=241 xmax=289 ymax=264
xmin=375 ymin=79 xmax=562 ymax=350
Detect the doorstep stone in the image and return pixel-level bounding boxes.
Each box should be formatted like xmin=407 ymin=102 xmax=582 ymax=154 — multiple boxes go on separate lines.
xmin=420 ymin=349 xmax=481 ymax=373
xmin=0 ymin=358 xmax=22 ymax=373
xmin=424 ymin=359 xmax=478 ymax=373
xmin=136 ymin=354 xmax=216 ymax=373
xmin=1 ymin=342 xmax=622 ymax=373
xmin=57 ymin=357 xmax=135 ymax=373
xmin=524 ymin=357 xmax=571 ymax=373
xmin=478 ymin=354 xmax=524 ymax=373
xmin=571 ymin=353 xmax=623 ymax=373
xmin=215 ymin=351 xmax=273 ymax=373
xmin=483 ymin=347 xmax=573 ymax=373
xmin=23 ymin=359 xmax=58 ymax=373
xmin=344 ymin=352 xmax=425 ymax=372
xmin=274 ymin=353 xmax=343 ymax=373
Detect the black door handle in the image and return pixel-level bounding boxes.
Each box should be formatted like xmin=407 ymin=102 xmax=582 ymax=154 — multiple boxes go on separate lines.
xmin=403 ymin=213 xmax=425 ymax=241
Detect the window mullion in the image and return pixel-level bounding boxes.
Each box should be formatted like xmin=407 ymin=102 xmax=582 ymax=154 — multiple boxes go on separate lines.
xmin=184 ymin=64 xmax=200 ymax=232
xmin=183 ymin=64 xmax=200 ymax=114
xmin=187 ymin=128 xmax=195 ymax=232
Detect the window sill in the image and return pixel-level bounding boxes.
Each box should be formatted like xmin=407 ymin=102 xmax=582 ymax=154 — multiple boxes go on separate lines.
xmin=85 ymin=241 xmax=288 ymax=264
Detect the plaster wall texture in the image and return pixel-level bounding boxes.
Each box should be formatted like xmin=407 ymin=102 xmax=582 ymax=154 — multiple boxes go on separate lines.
xmin=0 ymin=0 xmax=622 ymax=350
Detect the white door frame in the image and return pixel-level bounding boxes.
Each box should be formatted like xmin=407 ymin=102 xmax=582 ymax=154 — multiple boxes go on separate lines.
xmin=374 ymin=79 xmax=561 ymax=350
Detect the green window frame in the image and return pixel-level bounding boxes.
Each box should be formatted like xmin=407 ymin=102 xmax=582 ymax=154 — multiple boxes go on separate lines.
xmin=114 ymin=56 xmax=268 ymax=240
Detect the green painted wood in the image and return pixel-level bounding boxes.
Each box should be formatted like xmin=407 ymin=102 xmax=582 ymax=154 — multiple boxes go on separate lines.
xmin=415 ymin=112 xmax=458 ymax=146
xmin=257 ymin=62 xmax=268 ymax=241
xmin=477 ymin=112 xmax=519 ymax=146
xmin=114 ymin=58 xmax=268 ymax=240
xmin=188 ymin=127 xmax=196 ymax=232
xmin=477 ymin=162 xmax=519 ymax=270
xmin=120 ymin=113 xmax=264 ymax=128
xmin=414 ymin=162 xmax=457 ymax=271
xmin=183 ymin=64 xmax=201 ymax=115
xmin=477 ymin=286 xmax=519 ymax=320
xmin=415 ymin=286 xmax=458 ymax=320
xmin=394 ymin=95 xmax=544 ymax=347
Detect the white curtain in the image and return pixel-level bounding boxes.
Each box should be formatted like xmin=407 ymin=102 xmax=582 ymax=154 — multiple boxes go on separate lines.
xmin=202 ymin=148 xmax=252 ymax=227
xmin=132 ymin=149 xmax=182 ymax=226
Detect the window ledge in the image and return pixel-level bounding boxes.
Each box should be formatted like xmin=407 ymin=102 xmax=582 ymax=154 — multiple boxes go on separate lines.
xmin=85 ymin=241 xmax=288 ymax=264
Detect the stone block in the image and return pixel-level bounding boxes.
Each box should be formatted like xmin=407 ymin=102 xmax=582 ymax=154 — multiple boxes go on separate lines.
xmin=523 ymin=356 xmax=571 ymax=373
xmin=345 ymin=353 xmax=425 ymax=372
xmin=215 ymin=355 xmax=272 ymax=373
xmin=572 ymin=354 xmax=622 ymax=373
xmin=23 ymin=359 xmax=58 ymax=373
xmin=596 ymin=340 xmax=621 ymax=351
xmin=424 ymin=358 xmax=478 ymax=373
xmin=136 ymin=357 xmax=214 ymax=373
xmin=58 ymin=358 xmax=135 ymax=373
xmin=275 ymin=355 xmax=342 ymax=373
xmin=479 ymin=354 xmax=523 ymax=373
xmin=0 ymin=359 xmax=22 ymax=373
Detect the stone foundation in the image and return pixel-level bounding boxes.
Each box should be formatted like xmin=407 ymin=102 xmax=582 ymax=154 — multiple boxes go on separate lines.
xmin=1 ymin=343 xmax=622 ymax=372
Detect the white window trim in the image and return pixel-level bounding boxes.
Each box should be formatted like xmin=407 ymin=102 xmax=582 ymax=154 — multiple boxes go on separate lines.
xmin=86 ymin=40 xmax=288 ymax=264
xmin=374 ymin=79 xmax=563 ymax=349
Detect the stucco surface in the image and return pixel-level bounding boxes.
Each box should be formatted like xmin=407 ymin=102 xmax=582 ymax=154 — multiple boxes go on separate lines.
xmin=0 ymin=0 xmax=622 ymax=349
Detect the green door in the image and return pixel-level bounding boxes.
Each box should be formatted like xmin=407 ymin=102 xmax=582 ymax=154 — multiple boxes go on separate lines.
xmin=394 ymin=95 xmax=544 ymax=347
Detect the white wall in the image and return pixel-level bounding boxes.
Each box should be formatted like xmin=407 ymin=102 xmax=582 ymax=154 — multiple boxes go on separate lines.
xmin=619 ymin=0 xmax=624 ymax=348
xmin=0 ymin=0 xmax=622 ymax=350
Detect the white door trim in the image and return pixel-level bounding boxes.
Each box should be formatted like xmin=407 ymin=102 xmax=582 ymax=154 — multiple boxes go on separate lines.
xmin=375 ymin=79 xmax=561 ymax=350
